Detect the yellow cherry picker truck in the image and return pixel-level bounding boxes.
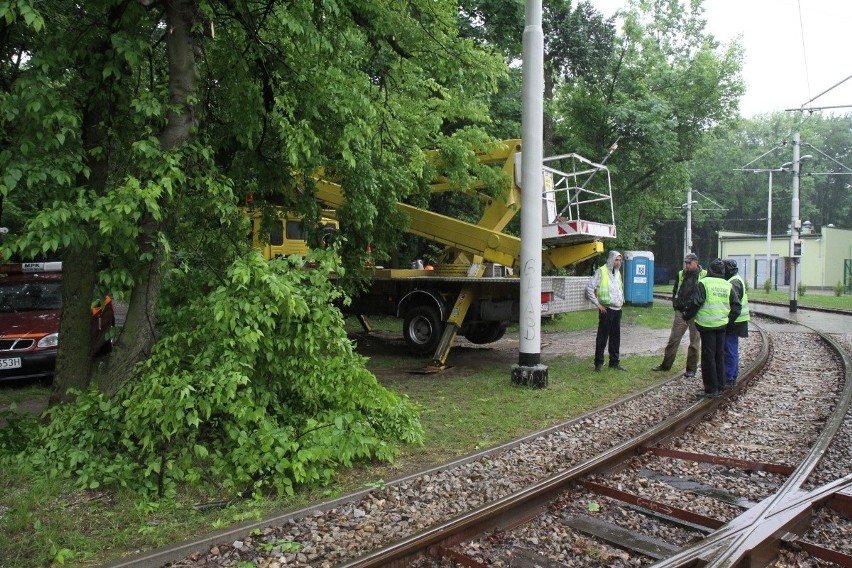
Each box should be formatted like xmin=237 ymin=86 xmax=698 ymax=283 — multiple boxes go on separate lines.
xmin=249 ymin=139 xmax=617 ymax=369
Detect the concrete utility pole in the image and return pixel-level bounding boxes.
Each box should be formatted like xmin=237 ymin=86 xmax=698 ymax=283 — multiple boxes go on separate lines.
xmin=684 ymin=187 xmax=695 ymax=257
xmin=766 ymin=170 xmax=773 ymax=288
xmin=789 ymin=132 xmax=801 ymax=312
xmin=512 ymin=0 xmax=547 ymax=388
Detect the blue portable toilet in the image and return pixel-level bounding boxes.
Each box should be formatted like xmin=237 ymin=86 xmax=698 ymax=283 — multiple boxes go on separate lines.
xmin=623 ymin=251 xmax=654 ymax=306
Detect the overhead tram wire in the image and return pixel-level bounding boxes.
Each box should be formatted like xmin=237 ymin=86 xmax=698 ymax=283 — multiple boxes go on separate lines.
xmin=785 ymin=74 xmax=852 ymax=114
xmin=796 ymin=0 xmax=812 ymax=100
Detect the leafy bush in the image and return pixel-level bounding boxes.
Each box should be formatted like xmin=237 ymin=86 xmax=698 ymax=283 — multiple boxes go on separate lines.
xmin=762 ymin=279 xmax=772 ymax=293
xmin=2 ymin=251 xmax=422 ymax=498
xmin=834 ymin=281 xmax=845 ymax=297
xmin=798 ymin=282 xmax=807 ymax=297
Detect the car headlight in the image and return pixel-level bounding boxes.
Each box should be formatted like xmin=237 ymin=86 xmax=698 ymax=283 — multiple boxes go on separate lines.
xmin=37 ymin=333 xmax=58 ymax=348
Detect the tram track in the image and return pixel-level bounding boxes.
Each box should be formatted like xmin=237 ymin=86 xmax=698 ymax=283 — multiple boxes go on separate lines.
xmin=111 ymin=306 xmax=851 ymax=568
xmin=395 ymin=312 xmax=852 ymax=568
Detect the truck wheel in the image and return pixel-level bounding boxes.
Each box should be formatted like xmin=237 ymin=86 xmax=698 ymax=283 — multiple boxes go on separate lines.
xmin=403 ymin=306 xmax=443 ymax=355
xmin=464 ymin=322 xmax=507 ymax=344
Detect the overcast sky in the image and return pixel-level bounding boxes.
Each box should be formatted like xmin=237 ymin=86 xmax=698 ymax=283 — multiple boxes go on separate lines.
xmin=586 ymin=0 xmax=852 ymax=117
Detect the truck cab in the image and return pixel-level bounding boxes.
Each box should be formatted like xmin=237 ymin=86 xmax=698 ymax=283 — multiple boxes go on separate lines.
xmin=248 ymin=209 xmax=339 ymax=260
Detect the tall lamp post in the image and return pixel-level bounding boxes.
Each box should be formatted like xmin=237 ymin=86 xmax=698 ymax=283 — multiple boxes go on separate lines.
xmin=736 ymin=166 xmax=791 ymax=289
xmin=765 ymin=170 xmax=774 ymax=289
xmin=512 ymin=0 xmax=547 ymax=387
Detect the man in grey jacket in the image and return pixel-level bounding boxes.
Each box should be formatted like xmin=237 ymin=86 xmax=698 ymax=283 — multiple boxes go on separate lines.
xmin=586 ymin=251 xmax=626 ymax=372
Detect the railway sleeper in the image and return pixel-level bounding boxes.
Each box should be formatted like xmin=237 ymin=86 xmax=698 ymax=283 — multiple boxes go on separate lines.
xmin=783 ymin=536 xmax=852 ymax=567
xmin=639 ymin=467 xmax=762 ymax=509
xmin=497 ymin=548 xmax=569 ymax=568
xmin=563 ymin=513 xmax=682 ymax=560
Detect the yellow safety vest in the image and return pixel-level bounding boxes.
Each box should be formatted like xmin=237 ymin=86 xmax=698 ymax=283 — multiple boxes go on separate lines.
xmin=597 ymin=267 xmax=622 ymax=305
xmin=695 ymin=276 xmax=732 ymax=329
xmin=728 ymin=274 xmax=750 ymax=323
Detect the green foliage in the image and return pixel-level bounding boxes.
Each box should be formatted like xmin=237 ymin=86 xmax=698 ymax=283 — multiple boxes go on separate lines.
xmin=2 ymin=252 xmax=422 ymax=499
xmin=0 ymin=0 xmax=45 ymax=31
xmin=549 ymin=0 xmax=744 ymax=251
xmin=689 ymin=111 xmax=852 ymax=255
xmin=1 ymin=0 xmax=510 ymax=385
xmin=834 ymin=282 xmax=845 ymax=297
xmin=763 ymin=279 xmax=772 ymax=294
xmin=798 ymin=281 xmax=807 ymax=297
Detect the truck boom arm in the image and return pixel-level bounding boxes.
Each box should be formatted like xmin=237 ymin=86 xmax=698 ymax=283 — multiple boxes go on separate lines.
xmin=313 ymin=139 xmax=615 ymax=270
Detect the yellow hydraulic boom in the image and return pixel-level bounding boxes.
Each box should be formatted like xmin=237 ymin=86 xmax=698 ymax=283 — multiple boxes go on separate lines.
xmin=312 ymin=139 xmax=615 ymax=272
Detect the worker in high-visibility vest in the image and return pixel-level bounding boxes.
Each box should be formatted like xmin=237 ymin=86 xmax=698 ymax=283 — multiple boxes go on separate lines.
xmin=723 ymin=259 xmax=750 ymax=387
xmin=585 ymin=251 xmax=626 ymax=372
xmin=682 ymin=258 xmax=741 ymax=397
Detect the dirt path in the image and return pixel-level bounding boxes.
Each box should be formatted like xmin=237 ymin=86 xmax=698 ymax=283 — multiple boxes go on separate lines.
xmin=353 ymin=325 xmax=670 ymax=377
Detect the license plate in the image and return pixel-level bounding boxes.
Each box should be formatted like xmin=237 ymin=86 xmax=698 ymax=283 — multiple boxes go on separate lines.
xmin=0 ymin=357 xmax=22 ymax=369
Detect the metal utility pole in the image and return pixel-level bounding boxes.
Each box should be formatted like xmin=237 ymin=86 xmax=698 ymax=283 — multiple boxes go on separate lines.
xmin=735 ymin=163 xmax=793 ymax=289
xmin=680 ymin=188 xmax=724 ymax=260
xmin=512 ymin=0 xmax=547 ymax=388
xmin=789 ymin=132 xmax=801 ymax=312
xmin=684 ymin=187 xmax=694 ymax=257
xmin=765 ymin=170 xmax=773 ymax=288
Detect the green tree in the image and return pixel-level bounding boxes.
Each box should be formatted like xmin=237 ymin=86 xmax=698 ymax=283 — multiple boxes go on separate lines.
xmin=552 ymin=0 xmax=744 ymax=252
xmin=0 ymin=0 xmax=508 ymax=500
xmin=688 ymin=111 xmax=852 ymax=250
xmin=1 ymin=0 xmax=507 ymax=400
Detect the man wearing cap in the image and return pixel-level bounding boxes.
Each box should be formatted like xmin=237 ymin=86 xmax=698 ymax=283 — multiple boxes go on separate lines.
xmin=652 ymin=252 xmax=706 ymax=377
xmin=586 ymin=250 xmax=627 ymax=372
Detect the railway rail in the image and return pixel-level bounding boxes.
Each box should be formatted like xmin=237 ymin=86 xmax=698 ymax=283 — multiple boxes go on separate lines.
xmin=338 ymin=315 xmax=851 ymax=567
xmin=110 ymin=305 xmax=852 ymax=568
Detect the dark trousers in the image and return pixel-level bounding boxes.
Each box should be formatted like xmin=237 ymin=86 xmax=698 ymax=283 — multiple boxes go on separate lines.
xmin=699 ymin=327 xmax=726 ymax=393
xmin=594 ymin=308 xmax=622 ymax=367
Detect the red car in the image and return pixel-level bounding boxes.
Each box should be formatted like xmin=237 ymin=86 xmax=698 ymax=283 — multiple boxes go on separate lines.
xmin=0 ymin=262 xmax=114 ymax=382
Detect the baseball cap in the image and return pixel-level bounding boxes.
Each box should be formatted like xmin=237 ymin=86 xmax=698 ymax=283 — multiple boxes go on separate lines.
xmin=684 ymin=253 xmax=698 ymax=262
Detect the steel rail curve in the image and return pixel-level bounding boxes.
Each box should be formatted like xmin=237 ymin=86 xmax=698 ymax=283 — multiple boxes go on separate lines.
xmin=104 ymin=304 xmax=852 ymax=568
xmin=650 ymin=307 xmax=852 ymax=567
xmin=334 ymin=324 xmax=772 ymax=568
xmin=340 ymin=307 xmax=852 ymax=568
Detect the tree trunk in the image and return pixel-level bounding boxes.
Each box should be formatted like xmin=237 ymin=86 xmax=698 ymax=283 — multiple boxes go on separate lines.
xmin=93 ymin=255 xmax=163 ymax=396
xmin=50 ymin=248 xmax=98 ymax=405
xmin=50 ymin=47 xmax=112 ymax=405
xmin=543 ymin=60 xmax=555 ymax=157
xmin=94 ymin=0 xmax=198 ymax=396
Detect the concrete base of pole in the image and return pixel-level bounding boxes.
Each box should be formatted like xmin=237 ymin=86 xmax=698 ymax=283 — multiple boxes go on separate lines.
xmin=511 ymin=364 xmax=548 ymax=388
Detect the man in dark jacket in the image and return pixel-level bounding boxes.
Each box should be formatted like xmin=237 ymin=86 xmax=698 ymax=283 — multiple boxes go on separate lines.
xmin=683 ymin=258 xmax=741 ymax=397
xmin=723 ymin=259 xmax=750 ymax=386
xmin=652 ymin=253 xmax=705 ymax=377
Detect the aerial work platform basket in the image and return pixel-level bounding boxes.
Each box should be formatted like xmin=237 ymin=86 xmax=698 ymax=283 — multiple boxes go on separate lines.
xmin=536 ymin=151 xmax=617 ymax=246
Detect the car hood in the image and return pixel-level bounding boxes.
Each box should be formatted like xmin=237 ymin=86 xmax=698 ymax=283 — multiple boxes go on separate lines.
xmin=0 ymin=310 xmax=60 ymax=338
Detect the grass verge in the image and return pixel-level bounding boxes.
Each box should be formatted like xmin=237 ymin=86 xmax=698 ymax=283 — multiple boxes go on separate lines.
xmin=0 ymin=306 xmax=679 ymax=567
